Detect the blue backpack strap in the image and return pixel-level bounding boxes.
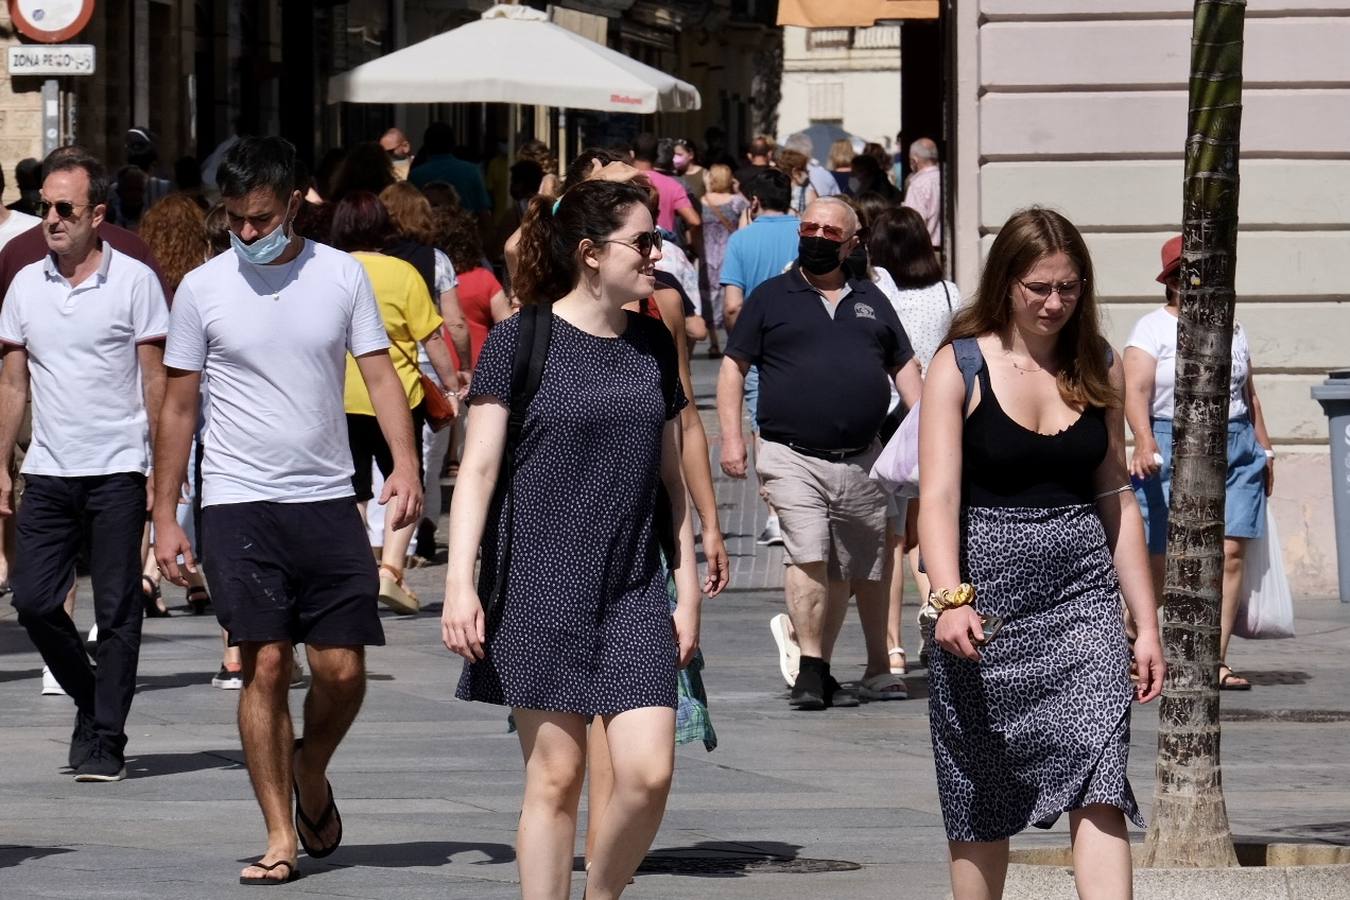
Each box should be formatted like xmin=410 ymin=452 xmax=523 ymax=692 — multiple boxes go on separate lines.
xmin=952 ymin=337 xmax=985 ymax=410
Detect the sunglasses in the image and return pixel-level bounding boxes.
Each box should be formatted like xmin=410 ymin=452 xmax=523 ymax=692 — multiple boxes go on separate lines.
xmin=38 ymin=199 xmax=92 ymax=220
xmin=597 ymin=230 xmax=663 ymax=258
xmin=799 ymin=221 xmax=849 ymax=242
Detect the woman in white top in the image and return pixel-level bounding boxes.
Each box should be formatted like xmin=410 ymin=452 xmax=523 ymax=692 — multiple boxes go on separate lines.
xmin=1123 ymin=236 xmax=1274 ymax=690
xmin=866 ymin=205 xmax=960 ymax=677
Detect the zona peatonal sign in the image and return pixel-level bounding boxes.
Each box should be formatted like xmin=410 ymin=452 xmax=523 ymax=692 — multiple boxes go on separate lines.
xmin=7 ymin=43 xmax=94 ymax=76
xmin=8 ymin=0 xmax=96 ymax=44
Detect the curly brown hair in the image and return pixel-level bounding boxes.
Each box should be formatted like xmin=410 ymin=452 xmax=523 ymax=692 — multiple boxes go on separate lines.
xmin=139 ymin=193 xmax=208 ymax=292
xmin=435 ymin=207 xmax=484 ymax=274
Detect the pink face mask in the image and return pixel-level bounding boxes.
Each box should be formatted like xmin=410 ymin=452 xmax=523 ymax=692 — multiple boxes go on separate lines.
xmin=672 ymin=154 xmax=690 ymax=169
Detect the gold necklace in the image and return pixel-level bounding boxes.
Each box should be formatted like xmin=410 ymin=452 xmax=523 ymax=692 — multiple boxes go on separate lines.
xmin=1004 ymin=349 xmax=1052 ymax=376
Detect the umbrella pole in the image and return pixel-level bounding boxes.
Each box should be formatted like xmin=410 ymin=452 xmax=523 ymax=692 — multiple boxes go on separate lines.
xmin=557 ymin=108 xmax=568 ymax=179
xmin=508 ymin=103 xmax=518 ymax=163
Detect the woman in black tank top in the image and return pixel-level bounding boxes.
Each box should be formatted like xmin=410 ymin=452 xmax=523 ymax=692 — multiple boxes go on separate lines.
xmin=916 ymin=208 xmax=1164 ymax=899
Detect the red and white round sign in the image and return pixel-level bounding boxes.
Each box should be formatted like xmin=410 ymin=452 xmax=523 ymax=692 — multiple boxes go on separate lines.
xmin=8 ymin=0 xmax=95 ymax=43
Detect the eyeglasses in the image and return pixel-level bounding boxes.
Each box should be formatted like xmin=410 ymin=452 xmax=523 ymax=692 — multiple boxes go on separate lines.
xmin=38 ymin=199 xmax=92 ymax=220
xmin=597 ymin=230 xmax=663 ymax=258
xmin=799 ymin=221 xmax=849 ymax=242
xmin=1018 ymin=279 xmax=1085 ymax=302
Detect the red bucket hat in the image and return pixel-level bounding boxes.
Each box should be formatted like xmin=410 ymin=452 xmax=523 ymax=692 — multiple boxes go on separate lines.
xmin=1156 ymin=235 xmax=1182 ymax=284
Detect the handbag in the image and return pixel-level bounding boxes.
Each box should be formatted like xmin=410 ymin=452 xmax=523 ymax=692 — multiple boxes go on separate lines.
xmin=419 ymin=372 xmax=456 ymax=433
xmin=1234 ymin=504 xmax=1295 ymax=639
xmin=870 ymin=338 xmax=986 ymax=498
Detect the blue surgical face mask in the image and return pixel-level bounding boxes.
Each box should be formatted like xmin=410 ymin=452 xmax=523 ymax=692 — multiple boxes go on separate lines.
xmin=231 ymin=208 xmax=294 ymax=265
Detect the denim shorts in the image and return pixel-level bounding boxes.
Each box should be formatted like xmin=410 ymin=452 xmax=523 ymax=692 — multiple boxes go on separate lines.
xmin=1133 ymin=417 xmax=1267 ymax=555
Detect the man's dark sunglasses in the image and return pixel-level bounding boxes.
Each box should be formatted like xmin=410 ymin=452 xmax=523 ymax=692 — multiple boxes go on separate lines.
xmin=38 ymin=199 xmax=92 ymax=220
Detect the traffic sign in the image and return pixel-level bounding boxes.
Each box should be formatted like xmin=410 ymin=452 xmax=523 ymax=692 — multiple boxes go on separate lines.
xmin=7 ymin=43 xmax=94 ymax=76
xmin=8 ymin=1 xmax=96 ymax=44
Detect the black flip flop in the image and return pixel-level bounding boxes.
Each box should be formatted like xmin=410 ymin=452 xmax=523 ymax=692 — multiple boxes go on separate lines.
xmin=239 ymin=857 xmax=299 ymax=886
xmin=293 ymin=740 xmax=343 ymax=858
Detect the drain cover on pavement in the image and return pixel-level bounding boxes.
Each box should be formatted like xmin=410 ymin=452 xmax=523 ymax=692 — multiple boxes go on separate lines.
xmin=638 ymin=853 xmax=861 ymax=875
xmin=1221 ymin=708 xmax=1350 ymax=723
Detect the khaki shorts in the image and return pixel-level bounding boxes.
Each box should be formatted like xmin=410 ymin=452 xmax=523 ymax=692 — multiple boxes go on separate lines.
xmin=756 ymin=439 xmax=888 ymax=582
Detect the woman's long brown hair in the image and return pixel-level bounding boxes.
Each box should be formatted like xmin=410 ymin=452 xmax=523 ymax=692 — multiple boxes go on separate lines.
xmin=946 ymin=206 xmax=1117 ymax=409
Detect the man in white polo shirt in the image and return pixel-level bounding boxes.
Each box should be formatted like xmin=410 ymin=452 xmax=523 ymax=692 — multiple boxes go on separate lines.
xmin=0 ymin=149 xmax=170 ymax=782
xmin=152 ymin=136 xmax=422 ymax=886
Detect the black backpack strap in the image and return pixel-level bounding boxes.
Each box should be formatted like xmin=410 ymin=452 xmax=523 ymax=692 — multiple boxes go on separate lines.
xmin=485 ymin=304 xmax=552 ymax=617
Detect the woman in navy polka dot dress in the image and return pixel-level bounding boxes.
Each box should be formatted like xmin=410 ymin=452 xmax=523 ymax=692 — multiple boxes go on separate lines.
xmin=441 ymin=179 xmax=703 ymax=899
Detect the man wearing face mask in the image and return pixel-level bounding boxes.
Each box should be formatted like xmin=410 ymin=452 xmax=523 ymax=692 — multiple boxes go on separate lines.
xmin=379 ymin=127 xmax=413 ymax=182
xmin=717 ymin=197 xmax=923 ymax=711
xmin=152 ymin=136 xmax=423 ymax=886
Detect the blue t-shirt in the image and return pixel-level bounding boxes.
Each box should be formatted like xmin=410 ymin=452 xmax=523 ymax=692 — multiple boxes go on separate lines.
xmin=719 ymin=214 xmax=800 ymax=296
xmin=409 ymin=154 xmax=492 ymax=214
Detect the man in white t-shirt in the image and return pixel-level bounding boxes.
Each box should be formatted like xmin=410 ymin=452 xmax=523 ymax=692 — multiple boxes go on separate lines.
xmin=0 ymin=150 xmax=170 ymax=783
xmin=152 ymin=136 xmax=422 ymax=886
xmin=0 ymin=203 xmax=40 ymax=250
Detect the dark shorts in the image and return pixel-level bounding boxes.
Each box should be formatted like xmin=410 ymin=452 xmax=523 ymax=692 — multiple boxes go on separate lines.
xmin=201 ymin=497 xmax=384 ymax=647
xmin=346 ymin=404 xmax=426 ymax=503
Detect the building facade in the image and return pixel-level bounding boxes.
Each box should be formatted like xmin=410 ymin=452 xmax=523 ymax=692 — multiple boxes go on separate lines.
xmin=777 ymin=23 xmax=901 ymax=148
xmin=952 ymin=0 xmax=1350 ymax=598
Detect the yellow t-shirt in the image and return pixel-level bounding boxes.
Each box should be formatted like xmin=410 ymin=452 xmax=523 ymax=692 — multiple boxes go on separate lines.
xmin=344 ymin=252 xmax=443 ymax=416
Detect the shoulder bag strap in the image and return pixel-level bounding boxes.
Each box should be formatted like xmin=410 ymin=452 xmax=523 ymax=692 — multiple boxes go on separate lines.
xmin=941 ymin=280 xmax=952 ymax=312
xmin=485 ymin=304 xmax=552 ymax=616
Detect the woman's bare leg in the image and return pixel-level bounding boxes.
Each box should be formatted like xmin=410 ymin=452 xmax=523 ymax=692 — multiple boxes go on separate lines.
xmin=514 ymin=708 xmax=588 ymax=900
xmin=583 ymin=707 xmax=675 ymax=900
xmin=1069 ymin=804 xmax=1132 ymax=900
xmin=584 ymin=716 xmax=615 ymax=867
xmin=949 ymin=838 xmax=1009 ymax=900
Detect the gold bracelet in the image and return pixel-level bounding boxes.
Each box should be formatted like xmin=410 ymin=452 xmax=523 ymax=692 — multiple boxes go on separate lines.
xmin=929 ymin=583 xmax=976 ymax=612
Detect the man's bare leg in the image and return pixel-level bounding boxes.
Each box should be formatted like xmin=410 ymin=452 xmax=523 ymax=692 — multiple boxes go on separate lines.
xmin=294 ymin=644 xmax=366 ymax=853
xmin=237 ymin=640 xmax=298 ymax=883
xmin=784 ymin=562 xmax=830 ymax=657
xmin=853 ymin=577 xmax=892 ymax=679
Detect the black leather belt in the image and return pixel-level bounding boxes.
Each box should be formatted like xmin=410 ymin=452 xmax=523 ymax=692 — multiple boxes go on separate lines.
xmin=781 ymin=442 xmax=870 ymax=462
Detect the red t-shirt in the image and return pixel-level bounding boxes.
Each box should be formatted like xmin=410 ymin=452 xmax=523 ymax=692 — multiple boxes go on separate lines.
xmin=0 ymin=222 xmax=168 ymax=303
xmin=455 ymin=266 xmax=503 ymax=369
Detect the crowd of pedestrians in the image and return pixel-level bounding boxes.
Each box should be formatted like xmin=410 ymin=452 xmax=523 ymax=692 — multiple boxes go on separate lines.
xmin=0 ymin=120 xmax=1273 ymax=899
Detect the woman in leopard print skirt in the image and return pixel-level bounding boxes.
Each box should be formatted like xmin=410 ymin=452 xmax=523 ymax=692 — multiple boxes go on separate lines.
xmin=917 ymin=207 xmax=1165 ymax=900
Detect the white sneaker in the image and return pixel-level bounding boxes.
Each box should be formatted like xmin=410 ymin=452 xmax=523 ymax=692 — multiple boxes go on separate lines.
xmin=757 ymin=515 xmax=784 ymax=546
xmin=85 ymin=624 xmax=98 ymax=653
xmin=769 ymin=613 xmax=801 ymax=688
xmin=41 ymin=666 xmax=67 ymax=697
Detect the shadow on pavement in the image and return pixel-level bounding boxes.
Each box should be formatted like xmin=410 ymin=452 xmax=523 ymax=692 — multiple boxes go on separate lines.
xmin=0 ymin=845 xmax=75 ymax=869
xmin=316 ymin=840 xmax=516 ymax=868
xmin=126 ymin=749 xmax=245 ymax=778
xmin=0 ymin=667 xmax=40 ymax=684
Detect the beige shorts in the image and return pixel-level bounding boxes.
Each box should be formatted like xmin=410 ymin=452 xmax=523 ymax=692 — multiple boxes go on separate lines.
xmin=756 ymin=439 xmax=888 ymax=582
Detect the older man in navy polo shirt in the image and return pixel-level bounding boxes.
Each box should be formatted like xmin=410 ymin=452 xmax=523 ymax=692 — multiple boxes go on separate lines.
xmin=717 ymin=197 xmax=922 ymax=710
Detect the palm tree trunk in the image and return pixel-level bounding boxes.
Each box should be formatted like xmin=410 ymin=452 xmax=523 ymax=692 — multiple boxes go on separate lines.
xmin=1140 ymin=0 xmax=1245 ymax=869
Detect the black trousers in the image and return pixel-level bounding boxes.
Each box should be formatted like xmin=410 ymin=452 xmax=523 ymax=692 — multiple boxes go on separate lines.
xmin=11 ymin=473 xmax=147 ymax=752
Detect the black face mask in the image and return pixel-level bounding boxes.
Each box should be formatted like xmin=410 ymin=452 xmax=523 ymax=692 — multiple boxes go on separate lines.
xmin=798 ymin=236 xmax=844 ymax=275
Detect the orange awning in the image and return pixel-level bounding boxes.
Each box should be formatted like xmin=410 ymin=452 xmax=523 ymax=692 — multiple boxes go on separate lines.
xmin=777 ymin=0 xmax=939 ymax=27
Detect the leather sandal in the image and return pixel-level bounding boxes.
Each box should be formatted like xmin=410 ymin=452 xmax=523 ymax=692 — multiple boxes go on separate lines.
xmin=377 ymin=564 xmax=419 ymax=615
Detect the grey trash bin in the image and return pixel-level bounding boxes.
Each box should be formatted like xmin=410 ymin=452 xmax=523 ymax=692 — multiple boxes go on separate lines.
xmin=1312 ymin=370 xmax=1350 ymax=603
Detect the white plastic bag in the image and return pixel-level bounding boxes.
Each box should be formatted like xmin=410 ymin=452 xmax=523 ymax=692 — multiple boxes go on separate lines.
xmin=1234 ymin=504 xmax=1295 ymax=639
xmin=870 ymin=400 xmax=921 ymax=499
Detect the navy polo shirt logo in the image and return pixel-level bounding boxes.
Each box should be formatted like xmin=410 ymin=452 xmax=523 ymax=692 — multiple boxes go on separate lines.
xmin=853 ymin=302 xmax=876 ymax=320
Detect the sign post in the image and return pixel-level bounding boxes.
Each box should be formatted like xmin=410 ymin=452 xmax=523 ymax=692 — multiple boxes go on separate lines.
xmin=7 ymin=2 xmax=97 ymax=153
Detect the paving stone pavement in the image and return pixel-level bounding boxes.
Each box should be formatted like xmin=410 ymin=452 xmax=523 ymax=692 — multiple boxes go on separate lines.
xmin=1 ymin=356 xmax=1347 ymax=899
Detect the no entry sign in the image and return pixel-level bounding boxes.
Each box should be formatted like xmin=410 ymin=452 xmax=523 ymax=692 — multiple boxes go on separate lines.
xmin=8 ymin=0 xmax=96 ymax=43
